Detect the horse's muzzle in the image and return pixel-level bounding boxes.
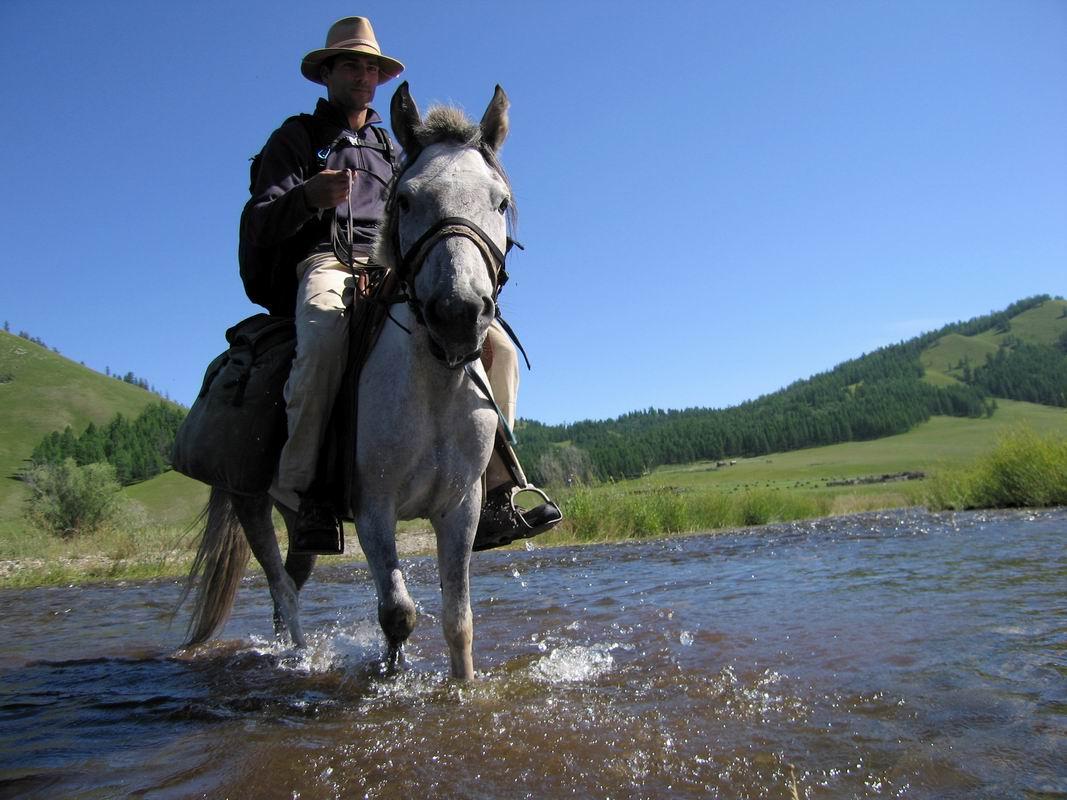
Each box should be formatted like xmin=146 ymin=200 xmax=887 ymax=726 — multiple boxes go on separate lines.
xmin=422 ymin=293 xmax=494 ymax=368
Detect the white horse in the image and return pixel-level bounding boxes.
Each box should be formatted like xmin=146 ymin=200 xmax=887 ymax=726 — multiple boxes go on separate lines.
xmin=182 ymin=83 xmax=516 ymax=680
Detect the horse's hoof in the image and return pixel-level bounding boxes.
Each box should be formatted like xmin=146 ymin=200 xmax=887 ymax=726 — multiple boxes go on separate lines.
xmin=378 ymin=603 xmax=417 ymax=645
xmin=386 ymin=644 xmax=407 ymax=673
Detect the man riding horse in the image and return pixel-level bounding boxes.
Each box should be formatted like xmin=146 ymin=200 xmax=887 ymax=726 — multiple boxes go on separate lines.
xmin=241 ymin=16 xmax=560 ymax=553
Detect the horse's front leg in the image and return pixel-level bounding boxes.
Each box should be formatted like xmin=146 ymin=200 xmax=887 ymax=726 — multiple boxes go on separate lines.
xmin=432 ymin=487 xmax=480 ymax=680
xmin=355 ymin=504 xmax=417 ymax=669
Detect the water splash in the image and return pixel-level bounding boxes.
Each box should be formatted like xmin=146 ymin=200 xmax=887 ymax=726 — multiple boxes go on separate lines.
xmin=530 ymin=643 xmax=616 ymax=683
xmin=246 ymin=616 xmax=385 ymax=674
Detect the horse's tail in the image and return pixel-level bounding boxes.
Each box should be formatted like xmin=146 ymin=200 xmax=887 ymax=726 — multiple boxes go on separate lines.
xmin=178 ymin=487 xmax=251 ymax=647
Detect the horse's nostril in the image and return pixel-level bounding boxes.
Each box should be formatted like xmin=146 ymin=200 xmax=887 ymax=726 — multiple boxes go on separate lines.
xmin=428 ymin=295 xmax=486 ymax=330
xmin=482 ymin=297 xmax=495 ymax=318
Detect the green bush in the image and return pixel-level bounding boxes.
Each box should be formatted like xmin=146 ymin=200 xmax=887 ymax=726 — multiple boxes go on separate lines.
xmin=23 ymin=458 xmax=128 ymax=537
xmin=688 ymin=491 xmax=734 ymax=530
xmin=561 ymin=485 xmax=605 ymax=541
xmin=738 ymin=490 xmax=775 ymax=526
xmin=651 ymin=489 xmax=691 ymax=534
xmin=925 ymin=427 xmax=1067 ymax=510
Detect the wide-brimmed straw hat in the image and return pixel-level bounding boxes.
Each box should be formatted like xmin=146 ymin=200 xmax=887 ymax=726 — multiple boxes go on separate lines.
xmin=301 ymin=17 xmax=404 ymax=85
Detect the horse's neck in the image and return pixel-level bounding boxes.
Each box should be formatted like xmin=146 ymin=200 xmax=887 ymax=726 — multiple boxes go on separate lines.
xmin=357 ymin=300 xmax=496 ymax=520
xmin=374 ymin=303 xmax=466 ymax=399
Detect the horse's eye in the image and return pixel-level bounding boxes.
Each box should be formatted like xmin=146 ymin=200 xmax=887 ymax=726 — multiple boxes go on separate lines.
xmin=397 ymin=195 xmax=410 ymax=212
xmin=498 ymin=197 xmax=510 ymax=213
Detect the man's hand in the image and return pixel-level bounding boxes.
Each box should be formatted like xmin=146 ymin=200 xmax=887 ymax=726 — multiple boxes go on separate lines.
xmin=303 ymin=169 xmax=353 ymax=210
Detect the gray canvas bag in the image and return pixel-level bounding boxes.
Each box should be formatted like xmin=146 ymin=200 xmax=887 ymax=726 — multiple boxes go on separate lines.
xmin=172 ymin=315 xmax=295 ymax=494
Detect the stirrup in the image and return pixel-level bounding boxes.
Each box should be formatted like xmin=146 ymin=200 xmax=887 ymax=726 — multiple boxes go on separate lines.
xmin=473 ymin=484 xmax=564 ymax=552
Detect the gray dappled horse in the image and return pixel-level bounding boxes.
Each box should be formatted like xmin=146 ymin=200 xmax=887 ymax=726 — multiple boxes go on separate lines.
xmin=182 ymin=83 xmax=516 ymax=680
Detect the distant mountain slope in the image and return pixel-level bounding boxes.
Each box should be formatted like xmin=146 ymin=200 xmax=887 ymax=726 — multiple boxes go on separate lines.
xmin=0 ymin=330 xmax=185 ymax=525
xmin=920 ymin=333 xmax=1001 ymax=385
xmin=517 ymin=296 xmax=1066 ymax=482
xmin=919 ymin=298 xmax=1067 ymax=407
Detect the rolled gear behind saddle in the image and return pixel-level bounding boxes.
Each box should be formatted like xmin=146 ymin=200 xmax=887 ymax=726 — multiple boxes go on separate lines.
xmin=172 ymin=315 xmax=295 ymax=495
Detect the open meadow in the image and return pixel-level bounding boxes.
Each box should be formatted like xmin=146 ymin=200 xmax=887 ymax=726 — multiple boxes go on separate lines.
xmin=536 ymin=399 xmax=1066 ymax=545
xmin=1 ymin=399 xmax=1062 ymax=587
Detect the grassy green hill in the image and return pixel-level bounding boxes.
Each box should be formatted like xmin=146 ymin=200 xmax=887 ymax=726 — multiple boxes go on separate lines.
xmin=920 ymin=333 xmax=1000 ymax=385
xmin=518 ymin=296 xmax=1066 ymax=483
xmin=630 ymin=399 xmax=1064 ymax=493
xmin=534 ymin=397 xmax=1067 ymax=548
xmin=0 ymin=331 xmax=205 ymax=535
xmin=920 ymin=297 xmax=1067 ymax=385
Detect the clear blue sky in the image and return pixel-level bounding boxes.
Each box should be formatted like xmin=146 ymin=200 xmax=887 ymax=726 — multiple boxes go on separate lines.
xmin=1 ymin=1 xmax=1064 ymax=425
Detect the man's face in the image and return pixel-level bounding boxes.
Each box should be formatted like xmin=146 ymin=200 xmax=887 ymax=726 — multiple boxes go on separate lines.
xmin=322 ymin=54 xmax=379 ymax=112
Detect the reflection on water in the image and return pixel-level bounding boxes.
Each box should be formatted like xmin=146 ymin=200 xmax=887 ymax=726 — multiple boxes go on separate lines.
xmin=0 ymin=508 xmax=1064 ymax=798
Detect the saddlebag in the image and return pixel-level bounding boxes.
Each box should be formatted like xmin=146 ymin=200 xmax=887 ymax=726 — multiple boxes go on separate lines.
xmin=171 ymin=314 xmax=295 ymax=495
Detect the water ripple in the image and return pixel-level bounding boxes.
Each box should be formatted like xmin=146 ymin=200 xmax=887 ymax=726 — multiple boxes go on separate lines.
xmin=0 ymin=507 xmax=1064 ymax=798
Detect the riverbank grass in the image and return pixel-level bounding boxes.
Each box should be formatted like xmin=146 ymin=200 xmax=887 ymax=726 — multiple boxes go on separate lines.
xmin=924 ymin=427 xmax=1067 ymax=510
xmin=543 ymin=484 xmax=838 ymax=544
xmin=540 ymin=424 xmax=1066 ymax=545
xmin=0 ymin=519 xmax=200 ymax=587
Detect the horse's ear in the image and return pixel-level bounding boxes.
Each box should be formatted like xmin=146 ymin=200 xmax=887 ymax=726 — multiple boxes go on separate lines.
xmin=479 ymin=85 xmax=510 ymax=153
xmin=391 ymin=81 xmax=422 ymax=158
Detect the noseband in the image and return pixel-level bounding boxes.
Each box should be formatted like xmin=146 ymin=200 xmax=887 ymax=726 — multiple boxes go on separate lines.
xmin=396 ymin=215 xmax=508 ymax=303
xmin=384 ymin=150 xmax=519 ymax=368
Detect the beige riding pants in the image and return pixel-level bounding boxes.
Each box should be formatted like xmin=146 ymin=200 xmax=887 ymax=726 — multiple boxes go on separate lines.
xmin=272 ymin=254 xmax=519 ymax=510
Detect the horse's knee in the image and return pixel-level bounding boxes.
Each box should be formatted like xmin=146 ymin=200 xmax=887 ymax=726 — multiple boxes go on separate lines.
xmin=444 ymin=625 xmax=472 ymax=658
xmin=442 ymin=609 xmax=473 ymax=652
xmin=378 ymin=600 xmax=417 ymax=647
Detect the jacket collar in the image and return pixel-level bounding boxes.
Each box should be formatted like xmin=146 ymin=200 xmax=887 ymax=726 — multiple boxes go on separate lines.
xmin=314 ymin=97 xmax=382 ymax=132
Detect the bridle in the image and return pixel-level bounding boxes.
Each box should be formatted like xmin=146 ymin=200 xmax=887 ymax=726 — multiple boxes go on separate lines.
xmin=383 ymin=149 xmax=521 ymax=366
xmin=396 ymin=215 xmax=509 ymax=307
xmin=378 ymin=144 xmax=527 ymax=442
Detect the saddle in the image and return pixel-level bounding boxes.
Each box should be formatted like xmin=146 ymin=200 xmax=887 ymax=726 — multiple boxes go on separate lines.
xmin=311 ymin=270 xmax=519 ymax=522
xmin=171 ymin=273 xmax=395 ymax=503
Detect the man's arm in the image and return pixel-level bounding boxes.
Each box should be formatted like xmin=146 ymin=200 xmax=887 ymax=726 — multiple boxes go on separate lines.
xmin=243 ymin=121 xmax=355 ymax=247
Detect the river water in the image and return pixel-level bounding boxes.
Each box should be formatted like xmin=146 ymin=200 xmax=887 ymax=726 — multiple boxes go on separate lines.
xmin=0 ymin=508 xmax=1064 ymax=799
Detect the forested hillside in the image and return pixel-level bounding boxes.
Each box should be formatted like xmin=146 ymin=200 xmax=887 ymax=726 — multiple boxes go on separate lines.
xmin=516 ymin=295 xmax=1066 ymax=483
xmin=6 ymin=296 xmax=1063 ymax=505
xmin=29 ymin=403 xmax=186 ymax=485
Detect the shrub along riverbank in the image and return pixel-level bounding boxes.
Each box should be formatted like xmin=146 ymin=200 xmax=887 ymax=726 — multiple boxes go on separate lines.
xmin=923 ymin=427 xmax=1067 ymax=511
xmin=536 ymin=427 xmax=1066 ymax=546
xmin=2 ymin=426 xmax=1064 ymax=588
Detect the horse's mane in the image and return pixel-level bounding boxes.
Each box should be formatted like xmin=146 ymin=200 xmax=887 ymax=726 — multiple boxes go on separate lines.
xmin=374 ymin=105 xmax=516 ymax=270
xmin=415 ymin=106 xmax=482 ymax=149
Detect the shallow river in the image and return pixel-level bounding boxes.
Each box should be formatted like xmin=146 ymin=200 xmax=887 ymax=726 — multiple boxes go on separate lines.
xmin=0 ymin=508 xmax=1064 ymax=799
